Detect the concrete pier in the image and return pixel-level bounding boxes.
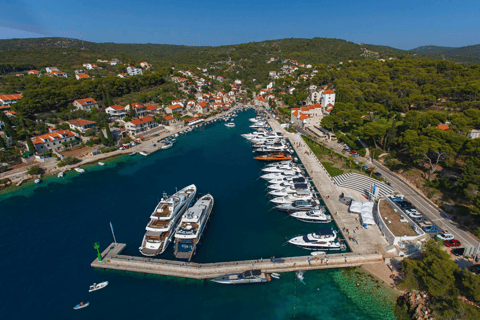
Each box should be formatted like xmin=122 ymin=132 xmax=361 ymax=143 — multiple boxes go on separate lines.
xmin=91 ymin=243 xmax=383 ymax=279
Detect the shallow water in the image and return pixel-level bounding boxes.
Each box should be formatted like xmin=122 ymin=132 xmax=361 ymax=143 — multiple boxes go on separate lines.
xmin=0 ymin=110 xmax=395 ymax=319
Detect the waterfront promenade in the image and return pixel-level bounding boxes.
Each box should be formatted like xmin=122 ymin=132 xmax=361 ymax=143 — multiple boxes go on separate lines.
xmin=91 ymin=243 xmax=384 ymax=279
xmin=265 ymin=117 xmax=390 ymax=256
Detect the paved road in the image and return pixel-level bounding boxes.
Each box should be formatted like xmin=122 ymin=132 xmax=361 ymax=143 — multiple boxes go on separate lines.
xmin=291 ymin=123 xmax=479 ymax=252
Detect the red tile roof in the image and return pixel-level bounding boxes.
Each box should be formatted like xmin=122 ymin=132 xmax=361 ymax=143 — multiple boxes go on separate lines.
xmin=76 ymin=74 xmax=90 ymax=79
xmin=164 ymin=115 xmax=175 ymax=121
xmin=185 ymin=117 xmax=199 ymax=123
xmin=31 ymin=130 xmax=75 ymax=145
xmin=145 ymin=105 xmax=159 ymax=111
xmin=131 ymin=102 xmax=144 ymax=109
xmin=129 ymin=117 xmax=154 ymax=126
xmin=436 ymin=124 xmax=450 ymax=131
xmin=323 ymin=89 xmax=335 ymax=94
xmin=0 ymin=94 xmax=22 ymax=101
xmin=168 ymin=104 xmax=183 ymax=110
xmin=67 ymin=119 xmax=96 ymax=127
xmin=199 ymin=102 xmax=208 ymax=107
xmin=74 ymin=98 xmax=97 ymax=105
xmin=299 ymin=114 xmax=311 ymax=120
xmin=109 ymin=104 xmax=124 ymax=110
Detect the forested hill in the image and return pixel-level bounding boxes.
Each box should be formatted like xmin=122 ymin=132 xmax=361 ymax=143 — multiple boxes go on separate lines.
xmin=410 ymin=44 xmax=480 ymax=57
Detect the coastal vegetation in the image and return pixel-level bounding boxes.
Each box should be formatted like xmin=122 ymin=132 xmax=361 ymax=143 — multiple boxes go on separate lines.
xmin=57 ymin=156 xmax=81 ymax=167
xmin=26 ymin=165 xmax=42 ymax=175
xmin=396 ymin=240 xmax=480 ymax=320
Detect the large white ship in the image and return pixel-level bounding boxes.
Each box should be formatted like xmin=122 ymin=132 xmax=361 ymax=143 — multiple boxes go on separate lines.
xmin=139 ymin=184 xmax=197 ymax=256
xmin=173 ymin=194 xmax=214 ymax=261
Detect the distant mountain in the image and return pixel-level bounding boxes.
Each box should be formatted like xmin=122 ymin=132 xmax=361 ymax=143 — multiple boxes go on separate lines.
xmin=411 ymin=44 xmax=480 ymax=57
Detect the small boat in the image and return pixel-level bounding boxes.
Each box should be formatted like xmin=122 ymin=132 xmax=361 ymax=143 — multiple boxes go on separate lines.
xmin=310 ymin=251 xmax=326 ymax=256
xmin=139 ymin=151 xmax=149 ymax=156
xmin=34 ymin=179 xmax=41 ymax=184
xmin=211 ymin=270 xmax=268 ymax=285
xmin=225 ymin=122 xmax=235 ymax=128
xmin=271 ymin=273 xmax=281 ymax=279
xmin=161 ymin=142 xmax=173 ymax=149
xmin=98 ymin=162 xmax=105 ymax=166
xmin=89 ymin=281 xmax=109 ymax=292
xmin=73 ymin=301 xmax=89 ymax=310
xmin=290 ymin=209 xmax=332 ymax=223
xmin=75 ymin=168 xmax=85 ymax=173
xmin=129 ymin=152 xmax=137 ymax=156
xmin=58 ymin=172 xmax=64 ymax=178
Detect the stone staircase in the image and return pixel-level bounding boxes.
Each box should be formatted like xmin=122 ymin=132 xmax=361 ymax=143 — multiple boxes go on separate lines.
xmin=333 ymin=173 xmax=395 ymax=197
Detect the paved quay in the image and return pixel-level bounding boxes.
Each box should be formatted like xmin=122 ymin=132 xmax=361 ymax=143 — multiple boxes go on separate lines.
xmin=266 ymin=117 xmax=390 ymax=256
xmin=91 ymin=243 xmax=384 ymax=279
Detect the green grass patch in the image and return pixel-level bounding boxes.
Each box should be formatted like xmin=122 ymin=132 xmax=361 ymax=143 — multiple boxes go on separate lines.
xmin=322 ymin=162 xmax=344 ymax=177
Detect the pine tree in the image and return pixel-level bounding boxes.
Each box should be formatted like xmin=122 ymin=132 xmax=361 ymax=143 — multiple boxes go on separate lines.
xmin=26 ymin=135 xmax=35 ymax=152
xmin=106 ymin=91 xmax=113 ymax=106
xmin=0 ymin=135 xmax=6 ymax=149
xmin=129 ymin=104 xmax=135 ymax=118
xmin=105 ymin=125 xmax=114 ymax=145
xmin=97 ymin=130 xmax=108 ymax=146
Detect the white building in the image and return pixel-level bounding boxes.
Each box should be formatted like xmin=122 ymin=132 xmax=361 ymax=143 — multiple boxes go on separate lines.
xmin=73 ymin=98 xmax=98 ymax=111
xmin=126 ymin=66 xmax=143 ymax=76
xmin=105 ymin=105 xmax=127 ymax=118
xmin=30 ymin=130 xmax=77 ymax=153
xmin=125 ymin=116 xmax=157 ymax=135
xmin=321 ymin=90 xmax=336 ymax=108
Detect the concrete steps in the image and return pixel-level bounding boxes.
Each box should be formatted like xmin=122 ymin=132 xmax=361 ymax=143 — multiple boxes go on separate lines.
xmin=333 ymin=173 xmax=394 ymax=197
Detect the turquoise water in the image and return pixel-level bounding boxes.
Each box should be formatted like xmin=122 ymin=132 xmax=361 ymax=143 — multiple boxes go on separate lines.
xmin=0 ymin=110 xmax=396 ymax=319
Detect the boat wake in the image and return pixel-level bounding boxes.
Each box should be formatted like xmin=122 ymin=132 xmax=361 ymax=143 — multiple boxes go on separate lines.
xmin=296 ymin=270 xmax=306 ymax=284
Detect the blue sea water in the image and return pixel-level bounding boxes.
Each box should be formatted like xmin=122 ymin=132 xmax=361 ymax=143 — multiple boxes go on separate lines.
xmin=0 ymin=110 xmax=396 ymax=319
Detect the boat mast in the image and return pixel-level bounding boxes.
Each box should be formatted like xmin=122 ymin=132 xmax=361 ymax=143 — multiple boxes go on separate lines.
xmin=110 ymin=222 xmax=117 ymax=244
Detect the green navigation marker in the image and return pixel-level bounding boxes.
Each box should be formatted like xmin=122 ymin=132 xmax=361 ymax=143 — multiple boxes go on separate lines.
xmin=93 ymin=242 xmax=102 ymax=261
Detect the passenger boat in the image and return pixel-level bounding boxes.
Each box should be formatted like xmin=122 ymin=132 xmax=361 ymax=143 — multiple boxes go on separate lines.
xmin=254 ymin=152 xmax=292 ymax=162
xmin=174 ymin=194 xmax=214 ymax=261
xmin=88 ymin=281 xmax=108 ymax=292
xmin=275 ymin=200 xmax=320 ymax=213
xmin=73 ymin=301 xmax=89 ymax=310
xmin=289 ymin=209 xmax=332 ymax=223
xmin=139 ymin=185 xmax=197 ymax=256
xmin=288 ymin=229 xmax=346 ymax=251
xmin=75 ymin=168 xmax=85 ymax=173
xmin=211 ymin=270 xmax=268 ymax=285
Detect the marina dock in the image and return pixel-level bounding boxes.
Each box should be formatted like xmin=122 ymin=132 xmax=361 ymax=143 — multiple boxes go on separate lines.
xmin=91 ymin=243 xmax=383 ymax=279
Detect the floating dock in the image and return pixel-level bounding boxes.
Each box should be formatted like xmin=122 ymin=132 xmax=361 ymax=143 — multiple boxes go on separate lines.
xmin=91 ymin=243 xmax=383 ymax=279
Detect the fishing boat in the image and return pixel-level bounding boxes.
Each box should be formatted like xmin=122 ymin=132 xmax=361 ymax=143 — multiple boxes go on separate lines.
xmin=75 ymin=168 xmax=85 ymax=173
xmin=139 ymin=184 xmax=197 ymax=257
xmin=139 ymin=151 xmax=149 ymax=156
xmin=57 ymin=172 xmax=64 ymax=178
xmin=98 ymin=162 xmax=105 ymax=166
xmin=225 ymin=122 xmax=235 ymax=128
xmin=73 ymin=301 xmax=89 ymax=310
xmin=88 ymin=281 xmax=108 ymax=292
xmin=289 ymin=209 xmax=332 ymax=223
xmin=211 ymin=270 xmax=268 ymax=285
xmin=254 ymin=153 xmax=292 ymax=162
xmin=174 ymin=194 xmax=214 ymax=261
xmin=288 ymin=229 xmax=346 ymax=251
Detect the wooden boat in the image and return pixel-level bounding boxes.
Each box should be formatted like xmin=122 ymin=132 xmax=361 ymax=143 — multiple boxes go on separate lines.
xmin=254 ymin=152 xmax=292 ymax=162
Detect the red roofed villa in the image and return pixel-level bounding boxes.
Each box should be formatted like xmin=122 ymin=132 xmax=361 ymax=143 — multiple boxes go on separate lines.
xmin=30 ymin=130 xmax=77 ymax=153
xmin=125 ymin=116 xmax=157 ymax=135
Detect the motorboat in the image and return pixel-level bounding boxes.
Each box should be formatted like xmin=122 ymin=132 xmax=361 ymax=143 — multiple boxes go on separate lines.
xmin=310 ymin=251 xmax=326 ymax=256
xmin=174 ymin=194 xmax=214 ymax=261
xmin=211 ymin=270 xmax=268 ymax=285
xmin=254 ymin=147 xmax=293 ymax=154
xmin=249 ymin=117 xmax=264 ymax=123
xmin=254 ymin=153 xmax=292 ymax=162
xmin=261 ymin=170 xmax=303 ymax=180
xmin=225 ymin=122 xmax=235 ymax=128
xmin=249 ymin=122 xmax=269 ymax=129
xmin=271 ymin=273 xmax=281 ymax=279
xmin=139 ymin=151 xmax=149 ymax=156
xmin=262 ymin=163 xmax=299 ymax=173
xmin=88 ymin=281 xmax=108 ymax=292
xmin=267 ymin=175 xmax=304 ymax=185
xmin=275 ymin=200 xmax=320 ymax=213
xmin=162 ymin=141 xmax=173 ymax=149
xmin=268 ymin=183 xmax=311 ymax=197
xmin=139 ymin=185 xmax=197 ymax=256
xmin=270 ymin=191 xmax=315 ymax=204
xmin=34 ymin=179 xmax=41 ymax=184
xmin=129 ymin=152 xmax=136 ymax=156
xmin=98 ymin=162 xmax=105 ymax=166
xmin=288 ymin=229 xmax=346 ymax=251
xmin=57 ymin=172 xmax=64 ymax=178
xmin=268 ymin=177 xmax=306 ymax=190
xmin=75 ymin=168 xmax=85 ymax=173
xmin=289 ymin=209 xmax=332 ymax=223
xmin=73 ymin=302 xmax=89 ymax=310
xmin=264 ymin=160 xmax=293 ymax=167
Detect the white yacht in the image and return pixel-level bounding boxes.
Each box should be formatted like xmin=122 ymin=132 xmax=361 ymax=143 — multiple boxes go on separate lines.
xmin=262 ymin=163 xmax=299 ymax=173
xmin=275 ymin=200 xmax=320 ymax=213
xmin=264 ymin=160 xmax=293 ymax=168
xmin=174 ymin=194 xmax=214 ymax=261
xmin=225 ymin=122 xmax=235 ymax=128
xmin=248 ymin=117 xmax=264 ymax=123
xmin=267 ymin=175 xmax=304 ymax=185
xmin=290 ymin=209 xmax=332 ymax=223
xmin=268 ymin=183 xmax=311 ymax=197
xmin=270 ymin=191 xmax=315 ymax=204
xmin=139 ymin=184 xmax=197 ymax=256
xmin=249 ymin=122 xmax=269 ymax=129
xmin=88 ymin=281 xmax=108 ymax=292
xmin=288 ymin=230 xmax=346 ymax=251
xmin=211 ymin=270 xmax=267 ymax=285
xmin=75 ymin=168 xmax=85 ymax=173
xmin=261 ymin=170 xmax=303 ymax=180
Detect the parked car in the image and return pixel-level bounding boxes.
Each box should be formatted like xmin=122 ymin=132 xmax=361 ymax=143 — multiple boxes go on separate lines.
xmin=444 ymin=239 xmax=461 ymax=247
xmin=469 ymin=265 xmax=480 ymax=275
xmin=423 ymin=226 xmax=440 ymax=233
xmin=413 ymin=217 xmax=427 ymax=223
xmin=362 ymin=165 xmax=369 ymax=171
xmin=373 ymin=172 xmax=382 ymax=178
xmin=436 ymin=232 xmax=454 ymax=241
xmin=451 ymin=248 xmax=465 ymax=256
xmin=406 ymin=209 xmax=422 ymax=219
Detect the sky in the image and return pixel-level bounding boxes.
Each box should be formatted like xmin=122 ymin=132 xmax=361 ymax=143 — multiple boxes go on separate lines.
xmin=0 ymin=0 xmax=479 ymax=50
